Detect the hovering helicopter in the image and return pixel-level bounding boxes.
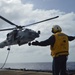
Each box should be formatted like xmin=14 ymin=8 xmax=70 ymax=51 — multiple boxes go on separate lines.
xmin=0 ymin=15 xmax=59 ymax=50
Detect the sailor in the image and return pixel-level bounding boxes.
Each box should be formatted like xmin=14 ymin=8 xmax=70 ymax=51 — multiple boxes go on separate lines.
xmin=31 ymin=25 xmax=75 ymax=75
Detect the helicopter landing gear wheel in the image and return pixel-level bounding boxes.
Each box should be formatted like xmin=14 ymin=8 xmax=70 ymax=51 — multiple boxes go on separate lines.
xmin=7 ymin=48 xmax=10 ymax=50
xmin=7 ymin=45 xmax=11 ymax=50
xmin=38 ymin=31 xmax=40 ymax=34
xmin=28 ymin=42 xmax=31 ymax=46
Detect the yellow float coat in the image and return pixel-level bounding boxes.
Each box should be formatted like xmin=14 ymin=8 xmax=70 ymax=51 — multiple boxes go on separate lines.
xmin=51 ymin=32 xmax=69 ymax=57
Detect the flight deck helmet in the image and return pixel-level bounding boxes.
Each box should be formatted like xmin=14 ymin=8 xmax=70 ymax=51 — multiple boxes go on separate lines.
xmin=52 ymin=25 xmax=62 ymax=33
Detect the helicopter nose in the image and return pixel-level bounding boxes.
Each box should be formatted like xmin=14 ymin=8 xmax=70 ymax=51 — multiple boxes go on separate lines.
xmin=35 ymin=33 xmax=39 ymax=37
xmin=36 ymin=31 xmax=40 ymax=37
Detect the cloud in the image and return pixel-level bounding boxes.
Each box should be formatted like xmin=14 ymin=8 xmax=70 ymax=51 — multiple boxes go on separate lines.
xmin=0 ymin=0 xmax=75 ymax=63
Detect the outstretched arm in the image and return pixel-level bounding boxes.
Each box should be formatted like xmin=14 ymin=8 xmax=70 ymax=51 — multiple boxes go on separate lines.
xmin=68 ymin=36 xmax=75 ymax=41
xmin=32 ymin=35 xmax=55 ymax=46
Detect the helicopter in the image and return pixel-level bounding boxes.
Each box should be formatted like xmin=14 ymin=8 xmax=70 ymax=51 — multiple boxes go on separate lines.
xmin=0 ymin=15 xmax=59 ymax=50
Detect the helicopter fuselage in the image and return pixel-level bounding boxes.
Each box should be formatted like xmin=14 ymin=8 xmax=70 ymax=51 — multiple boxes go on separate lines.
xmin=7 ymin=28 xmax=40 ymax=45
xmin=0 ymin=28 xmax=40 ymax=48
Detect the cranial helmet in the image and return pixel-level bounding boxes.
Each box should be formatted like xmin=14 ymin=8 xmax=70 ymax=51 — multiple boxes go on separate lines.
xmin=52 ymin=25 xmax=62 ymax=33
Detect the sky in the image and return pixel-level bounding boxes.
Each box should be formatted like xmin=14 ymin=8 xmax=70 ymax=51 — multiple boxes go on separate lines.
xmin=0 ymin=0 xmax=75 ymax=63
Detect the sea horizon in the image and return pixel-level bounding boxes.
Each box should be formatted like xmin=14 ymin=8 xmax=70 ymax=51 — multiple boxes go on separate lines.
xmin=0 ymin=62 xmax=75 ymax=71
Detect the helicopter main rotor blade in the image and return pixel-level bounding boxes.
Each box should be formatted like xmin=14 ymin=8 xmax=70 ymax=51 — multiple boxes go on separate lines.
xmin=0 ymin=28 xmax=16 ymax=31
xmin=0 ymin=15 xmax=18 ymax=27
xmin=0 ymin=16 xmax=59 ymax=31
xmin=22 ymin=16 xmax=59 ymax=27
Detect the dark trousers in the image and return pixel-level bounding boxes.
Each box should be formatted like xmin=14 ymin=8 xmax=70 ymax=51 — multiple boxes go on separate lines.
xmin=52 ymin=55 xmax=67 ymax=75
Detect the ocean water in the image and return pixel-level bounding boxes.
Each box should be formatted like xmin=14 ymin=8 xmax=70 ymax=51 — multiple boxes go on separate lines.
xmin=0 ymin=62 xmax=75 ymax=71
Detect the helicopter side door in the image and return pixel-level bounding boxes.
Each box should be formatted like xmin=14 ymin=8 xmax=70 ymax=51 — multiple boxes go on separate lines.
xmin=7 ymin=30 xmax=18 ymax=44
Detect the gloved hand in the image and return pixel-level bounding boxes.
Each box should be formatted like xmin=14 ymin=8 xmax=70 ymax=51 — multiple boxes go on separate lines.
xmin=32 ymin=41 xmax=39 ymax=45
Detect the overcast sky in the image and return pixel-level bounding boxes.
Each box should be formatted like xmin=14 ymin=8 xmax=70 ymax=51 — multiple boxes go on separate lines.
xmin=0 ymin=0 xmax=75 ymax=63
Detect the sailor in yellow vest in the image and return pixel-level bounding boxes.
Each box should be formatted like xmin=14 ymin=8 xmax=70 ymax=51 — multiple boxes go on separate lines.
xmin=31 ymin=25 xmax=75 ymax=75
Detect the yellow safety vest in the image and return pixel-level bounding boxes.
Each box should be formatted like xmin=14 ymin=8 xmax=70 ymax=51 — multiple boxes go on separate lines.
xmin=50 ymin=32 xmax=69 ymax=57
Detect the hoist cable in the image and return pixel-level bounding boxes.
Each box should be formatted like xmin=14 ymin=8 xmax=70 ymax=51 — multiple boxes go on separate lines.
xmin=1 ymin=50 xmax=10 ymax=69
